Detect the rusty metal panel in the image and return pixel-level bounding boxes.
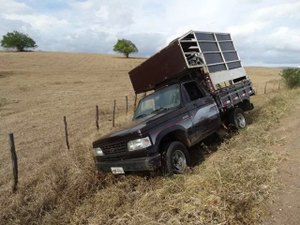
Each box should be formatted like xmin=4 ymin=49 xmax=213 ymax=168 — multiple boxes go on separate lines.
xmin=129 ymin=40 xmax=187 ymax=94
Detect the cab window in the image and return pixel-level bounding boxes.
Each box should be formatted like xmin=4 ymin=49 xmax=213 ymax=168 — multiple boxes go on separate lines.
xmin=183 ymin=82 xmax=204 ymax=101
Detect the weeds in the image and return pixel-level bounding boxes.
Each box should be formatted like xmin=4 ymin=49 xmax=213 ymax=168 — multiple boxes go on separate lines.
xmin=281 ymin=68 xmax=300 ymax=88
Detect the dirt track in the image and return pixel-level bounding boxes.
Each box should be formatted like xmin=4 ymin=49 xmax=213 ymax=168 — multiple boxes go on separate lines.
xmin=265 ymin=94 xmax=300 ymax=225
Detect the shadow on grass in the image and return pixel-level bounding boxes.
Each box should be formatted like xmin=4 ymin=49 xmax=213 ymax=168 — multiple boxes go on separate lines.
xmin=188 ymin=133 xmax=223 ymax=167
xmin=112 ymin=56 xmax=147 ymax=60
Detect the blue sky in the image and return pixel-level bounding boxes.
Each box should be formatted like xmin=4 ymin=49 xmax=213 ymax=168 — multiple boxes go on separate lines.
xmin=0 ymin=0 xmax=299 ymax=67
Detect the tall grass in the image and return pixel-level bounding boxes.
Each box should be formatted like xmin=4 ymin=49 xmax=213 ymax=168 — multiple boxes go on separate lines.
xmin=67 ymin=90 xmax=298 ymax=225
xmin=1 ymin=89 xmax=299 ymax=225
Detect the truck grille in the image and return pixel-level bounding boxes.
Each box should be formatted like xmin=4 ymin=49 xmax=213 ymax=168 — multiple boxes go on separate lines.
xmin=100 ymin=141 xmax=128 ymax=155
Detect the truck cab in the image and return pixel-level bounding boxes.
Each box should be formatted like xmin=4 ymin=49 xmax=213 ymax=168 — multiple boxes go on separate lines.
xmin=93 ymin=80 xmax=224 ymax=175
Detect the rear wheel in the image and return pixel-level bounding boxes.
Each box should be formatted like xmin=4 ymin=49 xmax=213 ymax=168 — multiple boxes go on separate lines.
xmin=229 ymin=108 xmax=247 ymax=129
xmin=162 ymin=141 xmax=190 ymax=176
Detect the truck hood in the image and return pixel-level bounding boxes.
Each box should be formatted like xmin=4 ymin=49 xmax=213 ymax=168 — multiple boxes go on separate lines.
xmin=92 ymin=107 xmax=179 ymax=146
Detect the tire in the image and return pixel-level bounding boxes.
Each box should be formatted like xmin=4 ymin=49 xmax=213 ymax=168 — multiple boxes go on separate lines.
xmin=162 ymin=141 xmax=190 ymax=176
xmin=229 ymin=108 xmax=247 ymax=129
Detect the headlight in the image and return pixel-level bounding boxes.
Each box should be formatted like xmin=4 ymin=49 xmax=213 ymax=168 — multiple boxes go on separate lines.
xmin=94 ymin=147 xmax=104 ymax=156
xmin=127 ymin=137 xmax=152 ymax=151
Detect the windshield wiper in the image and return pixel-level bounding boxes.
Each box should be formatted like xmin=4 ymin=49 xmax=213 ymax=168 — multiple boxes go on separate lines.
xmin=135 ymin=113 xmax=148 ymax=119
xmin=135 ymin=107 xmax=173 ymax=119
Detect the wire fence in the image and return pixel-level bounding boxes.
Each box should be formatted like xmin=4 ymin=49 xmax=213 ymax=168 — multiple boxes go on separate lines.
xmin=3 ymin=79 xmax=285 ymax=193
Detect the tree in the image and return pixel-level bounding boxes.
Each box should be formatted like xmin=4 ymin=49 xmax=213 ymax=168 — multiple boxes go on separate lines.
xmin=1 ymin=31 xmax=37 ymax=52
xmin=113 ymin=39 xmax=138 ymax=58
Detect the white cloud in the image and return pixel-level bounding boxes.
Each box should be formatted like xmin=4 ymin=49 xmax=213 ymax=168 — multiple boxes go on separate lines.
xmin=254 ymin=1 xmax=300 ymax=20
xmin=2 ymin=14 xmax=69 ymax=31
xmin=0 ymin=0 xmax=31 ymax=14
xmin=0 ymin=0 xmax=299 ymax=66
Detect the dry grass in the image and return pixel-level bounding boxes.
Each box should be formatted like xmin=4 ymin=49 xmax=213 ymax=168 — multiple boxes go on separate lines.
xmin=245 ymin=67 xmax=283 ymax=95
xmin=0 ymin=51 xmax=294 ymax=224
xmin=65 ymin=90 xmax=298 ymax=225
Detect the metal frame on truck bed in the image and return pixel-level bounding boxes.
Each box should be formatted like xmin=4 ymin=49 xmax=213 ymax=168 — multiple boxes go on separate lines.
xmin=129 ymin=30 xmax=250 ymax=95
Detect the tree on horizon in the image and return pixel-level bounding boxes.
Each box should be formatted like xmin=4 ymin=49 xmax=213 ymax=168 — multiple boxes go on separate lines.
xmin=1 ymin=31 xmax=37 ymax=52
xmin=113 ymin=39 xmax=138 ymax=58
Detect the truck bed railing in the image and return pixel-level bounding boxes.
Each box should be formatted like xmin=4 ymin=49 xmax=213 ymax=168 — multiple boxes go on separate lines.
xmin=214 ymin=80 xmax=255 ymax=110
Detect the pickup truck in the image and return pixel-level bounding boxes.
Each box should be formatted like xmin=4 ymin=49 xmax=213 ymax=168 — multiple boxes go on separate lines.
xmin=92 ymin=31 xmax=255 ymax=175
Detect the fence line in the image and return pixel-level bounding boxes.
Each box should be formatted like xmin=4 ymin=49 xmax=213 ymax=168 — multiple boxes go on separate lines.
xmin=250 ymin=80 xmax=283 ymax=96
xmin=3 ymin=82 xmax=286 ymax=194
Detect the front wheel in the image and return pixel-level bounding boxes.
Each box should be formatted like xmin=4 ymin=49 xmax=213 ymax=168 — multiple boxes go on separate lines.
xmin=229 ymin=108 xmax=247 ymax=129
xmin=162 ymin=141 xmax=190 ymax=176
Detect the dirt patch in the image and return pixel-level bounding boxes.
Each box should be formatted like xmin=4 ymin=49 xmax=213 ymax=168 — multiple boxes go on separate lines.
xmin=0 ymin=98 xmax=8 ymax=108
xmin=0 ymin=98 xmax=20 ymax=108
xmin=0 ymin=71 xmax=14 ymax=78
xmin=264 ymin=94 xmax=300 ymax=225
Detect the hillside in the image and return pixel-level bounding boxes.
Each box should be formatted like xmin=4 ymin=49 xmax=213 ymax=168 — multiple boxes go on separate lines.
xmin=0 ymin=52 xmax=294 ymax=225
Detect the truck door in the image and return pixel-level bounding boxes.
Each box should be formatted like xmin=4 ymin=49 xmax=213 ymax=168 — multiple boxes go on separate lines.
xmin=182 ymin=81 xmax=221 ymax=143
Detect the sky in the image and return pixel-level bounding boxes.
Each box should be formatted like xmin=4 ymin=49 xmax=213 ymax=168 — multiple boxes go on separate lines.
xmin=0 ymin=0 xmax=299 ymax=67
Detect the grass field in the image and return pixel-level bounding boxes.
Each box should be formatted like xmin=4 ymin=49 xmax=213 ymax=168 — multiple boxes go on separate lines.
xmin=0 ymin=52 xmax=288 ymax=224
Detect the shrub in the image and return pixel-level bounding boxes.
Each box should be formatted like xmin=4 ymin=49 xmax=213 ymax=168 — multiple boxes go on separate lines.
xmin=281 ymin=68 xmax=300 ymax=88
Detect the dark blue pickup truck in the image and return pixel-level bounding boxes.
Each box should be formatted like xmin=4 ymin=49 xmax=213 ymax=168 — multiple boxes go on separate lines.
xmin=92 ymin=31 xmax=255 ymax=175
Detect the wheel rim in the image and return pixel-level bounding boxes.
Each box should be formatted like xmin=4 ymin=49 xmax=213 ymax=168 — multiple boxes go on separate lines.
xmin=235 ymin=113 xmax=246 ymax=128
xmin=172 ymin=150 xmax=187 ymax=173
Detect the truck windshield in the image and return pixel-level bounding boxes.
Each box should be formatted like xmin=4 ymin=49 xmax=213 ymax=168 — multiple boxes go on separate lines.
xmin=134 ymin=85 xmax=181 ymax=119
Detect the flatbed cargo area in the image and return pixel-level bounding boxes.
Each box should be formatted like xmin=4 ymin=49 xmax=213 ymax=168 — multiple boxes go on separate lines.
xmin=214 ymin=79 xmax=254 ymax=110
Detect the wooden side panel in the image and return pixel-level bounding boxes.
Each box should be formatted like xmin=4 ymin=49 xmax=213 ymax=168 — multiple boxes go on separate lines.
xmin=129 ymin=41 xmax=187 ymax=94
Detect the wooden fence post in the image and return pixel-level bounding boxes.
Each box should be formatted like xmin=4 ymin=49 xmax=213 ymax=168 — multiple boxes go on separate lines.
xmin=273 ymin=81 xmax=276 ymax=91
xmin=63 ymin=116 xmax=70 ymax=150
xmin=125 ymin=96 xmax=128 ymax=115
xmin=112 ymin=100 xmax=116 ymax=127
xmin=96 ymin=105 xmax=99 ymax=130
xmin=8 ymin=133 xmax=18 ymax=193
xmin=133 ymin=94 xmax=137 ymax=111
xmin=264 ymin=81 xmax=268 ymax=94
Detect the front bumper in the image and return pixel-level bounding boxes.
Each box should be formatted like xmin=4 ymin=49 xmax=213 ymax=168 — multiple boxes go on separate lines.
xmin=96 ymin=153 xmax=161 ymax=172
